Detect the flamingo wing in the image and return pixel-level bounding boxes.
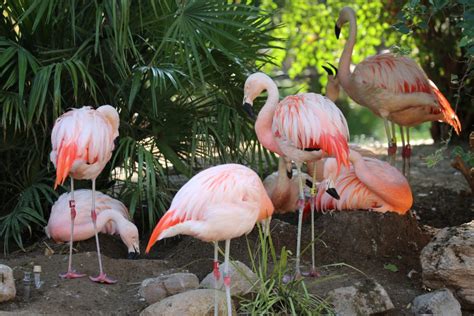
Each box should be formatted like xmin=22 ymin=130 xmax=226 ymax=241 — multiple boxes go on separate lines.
xmin=145 ymin=164 xmax=273 ymax=252
xmin=273 ymin=93 xmax=350 ymax=169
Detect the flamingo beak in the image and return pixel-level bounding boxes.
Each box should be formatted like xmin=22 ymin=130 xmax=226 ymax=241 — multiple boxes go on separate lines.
xmin=335 ymin=25 xmax=341 ymax=39
xmin=305 ymin=179 xmax=313 ymax=188
xmin=322 ymin=63 xmax=338 ymax=76
xmin=127 ymin=251 xmax=139 ymax=260
xmin=242 ymin=101 xmax=256 ymax=119
xmin=326 ymin=187 xmax=340 ymax=200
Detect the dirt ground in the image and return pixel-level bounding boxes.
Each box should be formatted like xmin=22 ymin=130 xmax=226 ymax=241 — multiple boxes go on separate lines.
xmin=1 ymin=144 xmax=473 ymax=315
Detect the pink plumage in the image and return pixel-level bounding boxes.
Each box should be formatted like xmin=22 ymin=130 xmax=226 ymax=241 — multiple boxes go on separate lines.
xmin=146 ymin=164 xmax=274 ymax=252
xmin=316 ymin=151 xmax=413 ymax=214
xmin=50 ymin=105 xmax=119 ymax=187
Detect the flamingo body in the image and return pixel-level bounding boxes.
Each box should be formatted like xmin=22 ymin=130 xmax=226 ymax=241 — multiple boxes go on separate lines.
xmin=316 ymin=152 xmax=413 ymax=214
xmin=46 ymin=190 xmax=139 ymax=256
xmin=146 ymin=164 xmax=273 ymax=251
xmin=50 ymin=105 xmax=119 ymax=187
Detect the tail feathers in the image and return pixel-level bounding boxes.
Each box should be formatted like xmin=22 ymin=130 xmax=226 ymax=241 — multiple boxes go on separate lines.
xmin=145 ymin=210 xmax=184 ymax=253
xmin=430 ymin=83 xmax=462 ymax=135
xmin=54 ymin=142 xmax=78 ymax=189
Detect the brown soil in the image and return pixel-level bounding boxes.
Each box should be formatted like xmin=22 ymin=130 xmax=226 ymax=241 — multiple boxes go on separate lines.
xmin=1 ymin=144 xmax=473 ymax=315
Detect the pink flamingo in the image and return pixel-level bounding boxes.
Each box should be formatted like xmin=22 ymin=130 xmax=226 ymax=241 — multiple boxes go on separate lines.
xmin=335 ymin=6 xmax=461 ymax=167
xmin=50 ymin=105 xmax=119 ymax=283
xmin=316 ymin=149 xmax=413 ymax=213
xmin=243 ymin=71 xmax=350 ymax=276
xmin=145 ymin=164 xmax=274 ymax=316
xmin=46 ymin=190 xmax=139 ymax=259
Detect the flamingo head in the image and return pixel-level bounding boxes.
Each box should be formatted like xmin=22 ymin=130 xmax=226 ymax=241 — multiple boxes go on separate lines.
xmin=322 ymin=63 xmax=340 ymax=102
xmin=335 ymin=6 xmax=356 ymax=39
xmin=120 ymin=221 xmax=140 ymax=259
xmin=242 ymin=72 xmax=275 ymax=118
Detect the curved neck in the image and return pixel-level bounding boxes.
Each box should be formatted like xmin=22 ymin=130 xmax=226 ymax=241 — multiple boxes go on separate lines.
xmin=73 ymin=209 xmax=127 ymax=240
xmin=255 ymin=81 xmax=284 ymax=156
xmin=338 ymin=12 xmax=357 ymax=89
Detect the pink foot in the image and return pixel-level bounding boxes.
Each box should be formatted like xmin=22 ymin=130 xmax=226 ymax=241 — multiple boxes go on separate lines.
xmin=60 ymin=270 xmax=86 ymax=279
xmin=402 ymin=144 xmax=412 ymax=158
xmin=302 ymin=267 xmax=321 ymax=278
xmin=89 ymin=273 xmax=117 ymax=284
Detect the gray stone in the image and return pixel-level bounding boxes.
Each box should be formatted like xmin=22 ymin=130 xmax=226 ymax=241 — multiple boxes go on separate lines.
xmin=140 ymin=289 xmax=235 ymax=316
xmin=327 ymin=279 xmax=394 ymax=315
xmin=420 ymin=220 xmax=474 ymax=308
xmin=139 ymin=272 xmax=199 ymax=304
xmin=0 ymin=265 xmax=15 ymax=302
xmin=200 ymin=260 xmax=257 ymax=296
xmin=411 ymin=288 xmax=461 ymax=316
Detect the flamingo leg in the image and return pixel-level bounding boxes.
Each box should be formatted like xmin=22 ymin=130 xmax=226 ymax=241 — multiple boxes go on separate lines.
xmin=223 ymin=239 xmax=232 ymax=316
xmin=309 ymin=163 xmax=319 ymax=277
xmin=89 ymin=179 xmax=117 ymax=284
xmin=213 ymin=241 xmax=220 ymax=316
xmin=294 ymin=162 xmax=304 ymax=278
xmin=384 ymin=119 xmax=396 ymax=164
xmin=399 ymin=125 xmax=406 ymax=176
xmin=404 ymin=128 xmax=411 ymax=179
xmin=60 ymin=178 xmax=86 ymax=279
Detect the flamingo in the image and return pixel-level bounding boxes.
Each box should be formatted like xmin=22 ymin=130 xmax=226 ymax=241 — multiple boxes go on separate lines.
xmin=316 ymin=149 xmax=413 ymax=213
xmin=50 ymin=105 xmax=119 ymax=284
xmin=46 ymin=190 xmax=139 ymax=259
xmin=145 ymin=164 xmax=274 ymax=316
xmin=243 ymin=71 xmax=350 ymax=277
xmin=334 ymin=6 xmax=461 ymax=169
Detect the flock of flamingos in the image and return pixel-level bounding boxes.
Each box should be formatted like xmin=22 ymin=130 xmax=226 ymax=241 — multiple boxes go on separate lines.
xmin=44 ymin=6 xmax=462 ymax=315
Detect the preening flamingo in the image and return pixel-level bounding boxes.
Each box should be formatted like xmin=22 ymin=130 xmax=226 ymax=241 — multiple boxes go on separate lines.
xmin=50 ymin=105 xmax=119 ymax=283
xmin=243 ymin=71 xmax=350 ymax=276
xmin=46 ymin=190 xmax=139 ymax=259
xmin=335 ymin=6 xmax=461 ymax=167
xmin=316 ymin=149 xmax=413 ymax=213
xmin=145 ymin=164 xmax=273 ymax=316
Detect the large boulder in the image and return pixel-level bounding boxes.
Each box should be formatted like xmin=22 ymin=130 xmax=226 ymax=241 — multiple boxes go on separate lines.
xmin=200 ymin=260 xmax=257 ymax=296
xmin=411 ymin=288 xmax=461 ymax=316
xmin=327 ymin=279 xmax=394 ymax=315
xmin=420 ymin=220 xmax=474 ymax=308
xmin=139 ymin=273 xmax=199 ymax=304
xmin=140 ymin=289 xmax=235 ymax=316
xmin=0 ymin=265 xmax=15 ymax=302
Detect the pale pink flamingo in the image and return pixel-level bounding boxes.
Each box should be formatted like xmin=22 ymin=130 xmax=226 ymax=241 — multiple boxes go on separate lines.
xmin=316 ymin=149 xmax=413 ymax=213
xmin=335 ymin=6 xmax=461 ymax=168
xmin=50 ymin=105 xmax=119 ymax=283
xmin=145 ymin=164 xmax=274 ymax=316
xmin=46 ymin=190 xmax=139 ymax=259
xmin=243 ymin=71 xmax=350 ymax=276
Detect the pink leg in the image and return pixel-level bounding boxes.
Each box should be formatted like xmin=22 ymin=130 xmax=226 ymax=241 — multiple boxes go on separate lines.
xmin=213 ymin=241 xmax=220 ymax=316
xmin=89 ymin=179 xmax=116 ymax=284
xmin=60 ymin=178 xmax=86 ymax=279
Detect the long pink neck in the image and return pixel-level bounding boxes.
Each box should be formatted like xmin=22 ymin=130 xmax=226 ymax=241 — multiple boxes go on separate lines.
xmin=73 ymin=209 xmax=127 ymax=240
xmin=349 ymin=150 xmax=410 ymax=210
xmin=255 ymin=81 xmax=284 ymax=156
xmin=338 ymin=12 xmax=357 ymax=90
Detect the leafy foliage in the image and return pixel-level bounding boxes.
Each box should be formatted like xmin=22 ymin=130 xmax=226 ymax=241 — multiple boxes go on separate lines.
xmin=239 ymin=226 xmax=333 ymax=315
xmin=0 ymin=0 xmax=277 ymax=253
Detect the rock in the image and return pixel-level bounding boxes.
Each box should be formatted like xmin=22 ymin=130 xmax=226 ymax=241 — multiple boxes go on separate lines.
xmin=327 ymin=279 xmax=394 ymax=315
xmin=140 ymin=289 xmax=235 ymax=316
xmin=200 ymin=260 xmax=257 ymax=296
xmin=139 ymin=273 xmax=199 ymax=304
xmin=0 ymin=265 xmax=15 ymax=302
xmin=411 ymin=288 xmax=461 ymax=316
xmin=420 ymin=220 xmax=474 ymax=308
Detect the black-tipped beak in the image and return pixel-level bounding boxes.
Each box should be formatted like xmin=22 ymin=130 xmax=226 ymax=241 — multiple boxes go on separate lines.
xmin=327 ymin=62 xmax=338 ymax=75
xmin=286 ymin=169 xmax=293 ymax=179
xmin=335 ymin=25 xmax=341 ymax=39
xmin=326 ymin=187 xmax=340 ymax=200
xmin=127 ymin=251 xmax=139 ymax=260
xmin=305 ymin=179 xmax=314 ymax=188
xmin=322 ymin=65 xmax=334 ymax=76
xmin=242 ymin=102 xmax=256 ymax=119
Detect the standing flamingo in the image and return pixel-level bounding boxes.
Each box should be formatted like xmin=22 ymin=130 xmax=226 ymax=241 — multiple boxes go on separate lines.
xmin=334 ymin=6 xmax=461 ymax=168
xmin=145 ymin=164 xmax=273 ymax=316
xmin=46 ymin=190 xmax=139 ymax=259
xmin=316 ymin=149 xmax=413 ymax=213
xmin=50 ymin=105 xmax=119 ymax=284
xmin=243 ymin=72 xmax=350 ymax=277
